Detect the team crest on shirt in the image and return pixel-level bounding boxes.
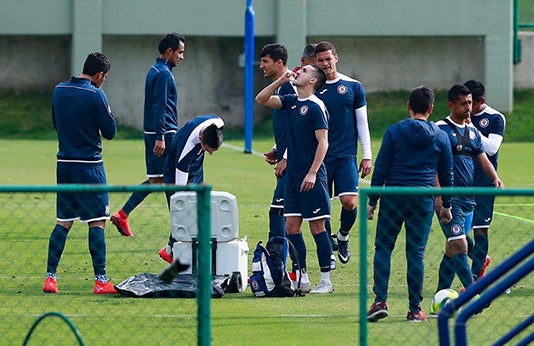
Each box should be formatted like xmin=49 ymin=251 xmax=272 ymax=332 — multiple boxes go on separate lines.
xmin=479 ymin=118 xmax=489 ymax=128
xmin=469 ymin=129 xmax=476 ymax=140
xmin=337 ymin=85 xmax=348 ymax=95
xmin=451 ymin=223 xmax=463 ymax=235
xmin=299 ymin=105 xmax=309 ymax=116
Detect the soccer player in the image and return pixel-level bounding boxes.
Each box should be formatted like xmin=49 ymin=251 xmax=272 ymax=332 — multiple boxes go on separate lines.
xmin=314 ymin=41 xmax=372 ymax=267
xmin=255 ymin=64 xmax=333 ymax=294
xmin=434 ymin=84 xmax=504 ymax=294
xmin=292 ymin=43 xmax=317 ymax=74
xmin=158 ymin=115 xmax=224 ymax=263
xmin=259 ymin=44 xmax=296 ymax=239
xmin=43 ymin=52 xmax=118 ymax=294
xmin=464 ymin=80 xmax=506 ymax=279
xmin=111 ymin=33 xmax=186 ymax=237
xmin=367 ymin=86 xmax=453 ymax=322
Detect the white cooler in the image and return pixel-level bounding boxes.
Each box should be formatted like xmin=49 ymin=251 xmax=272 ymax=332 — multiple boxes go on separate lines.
xmin=169 ymin=191 xmax=248 ymax=292
xmin=172 ymin=238 xmax=249 ymax=292
xmin=170 ymin=191 xmax=239 ymax=242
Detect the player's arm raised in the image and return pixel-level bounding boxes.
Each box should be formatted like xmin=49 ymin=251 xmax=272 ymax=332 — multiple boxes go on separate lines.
xmin=255 ymin=72 xmax=291 ymax=109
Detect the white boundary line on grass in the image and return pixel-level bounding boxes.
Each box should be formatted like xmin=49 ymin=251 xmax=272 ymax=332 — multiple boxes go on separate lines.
xmin=494 ymin=211 xmax=534 ymax=224
xmin=222 ymin=143 xmax=264 ymax=157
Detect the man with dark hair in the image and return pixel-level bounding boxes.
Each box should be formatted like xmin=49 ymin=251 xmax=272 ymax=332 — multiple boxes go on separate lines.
xmin=256 ymin=64 xmax=333 ymax=294
xmin=158 ymin=115 xmax=225 ymax=263
xmin=82 ymin=52 xmax=111 ymax=76
xmin=463 ymin=79 xmax=506 ymax=280
xmin=259 ymin=43 xmax=295 ymax=240
xmin=367 ymin=86 xmax=453 ymax=322
xmin=293 ymin=43 xmax=317 ymax=73
xmin=433 ymin=84 xmax=503 ymax=304
xmin=314 ymin=41 xmax=373 ymax=267
xmin=111 ymin=33 xmax=186 ymax=237
xmin=43 ymin=52 xmax=118 ymax=294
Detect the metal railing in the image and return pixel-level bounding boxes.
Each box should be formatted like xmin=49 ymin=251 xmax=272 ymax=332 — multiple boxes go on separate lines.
xmin=358 ymin=186 xmax=534 ymax=346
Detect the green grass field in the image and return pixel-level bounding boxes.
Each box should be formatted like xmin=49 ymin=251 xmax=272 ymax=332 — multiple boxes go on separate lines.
xmin=0 ymin=138 xmax=532 ymax=345
xmin=519 ymin=0 xmax=534 ymax=24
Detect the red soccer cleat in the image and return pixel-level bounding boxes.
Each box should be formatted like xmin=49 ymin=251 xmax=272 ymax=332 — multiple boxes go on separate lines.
xmin=43 ymin=276 xmax=58 ymax=294
xmin=479 ymin=256 xmax=491 ymax=278
xmin=93 ymin=280 xmax=118 ymax=294
xmin=111 ymin=210 xmax=134 ymax=237
xmin=159 ymin=247 xmax=173 ymax=264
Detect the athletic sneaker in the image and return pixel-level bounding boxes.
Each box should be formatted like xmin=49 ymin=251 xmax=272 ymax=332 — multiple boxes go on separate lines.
xmin=338 ymin=239 xmax=351 ymax=264
xmin=43 ymin=276 xmax=58 ymax=294
xmin=310 ymin=280 xmax=333 ymax=294
xmin=111 ymin=210 xmax=134 ymax=237
xmin=289 ymin=272 xmax=311 ymax=293
xmin=330 ymin=235 xmax=339 ymax=252
xmin=298 ymin=273 xmax=312 ymax=293
xmin=406 ymin=310 xmax=427 ymax=322
xmin=479 ymin=255 xmax=491 ymax=278
xmin=367 ymin=302 xmax=388 ymax=322
xmin=159 ymin=247 xmax=173 ymax=263
xmin=93 ymin=280 xmax=118 ymax=294
xmin=291 ymin=271 xmax=312 ymax=293
xmin=330 ymin=254 xmax=337 ymax=270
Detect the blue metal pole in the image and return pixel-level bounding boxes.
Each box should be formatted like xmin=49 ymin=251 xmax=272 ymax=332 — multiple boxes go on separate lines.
xmin=438 ymin=238 xmax=534 ymax=345
xmin=244 ymin=0 xmax=255 ymax=153
xmin=455 ymin=257 xmax=534 ymax=346
xmin=494 ymin=314 xmax=534 ymax=346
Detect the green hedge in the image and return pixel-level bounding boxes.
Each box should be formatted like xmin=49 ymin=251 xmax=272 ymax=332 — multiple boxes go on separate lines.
xmin=1 ymin=89 xmax=533 ymax=142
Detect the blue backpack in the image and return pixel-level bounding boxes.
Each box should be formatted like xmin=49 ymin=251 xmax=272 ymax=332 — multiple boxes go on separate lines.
xmin=249 ymin=236 xmax=302 ymax=297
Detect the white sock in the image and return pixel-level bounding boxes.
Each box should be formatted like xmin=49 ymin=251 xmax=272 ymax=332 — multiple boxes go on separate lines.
xmin=320 ymin=272 xmax=331 ymax=283
xmin=337 ymin=232 xmax=349 ymax=241
xmin=299 ymin=271 xmax=310 ymax=283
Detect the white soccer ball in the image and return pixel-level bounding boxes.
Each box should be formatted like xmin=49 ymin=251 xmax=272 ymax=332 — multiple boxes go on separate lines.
xmin=431 ymin=288 xmax=460 ymax=315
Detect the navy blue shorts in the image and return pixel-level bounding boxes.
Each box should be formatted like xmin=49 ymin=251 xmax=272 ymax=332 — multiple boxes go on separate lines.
xmin=472 ymin=194 xmax=496 ymax=228
xmin=270 ymin=172 xmax=287 ymax=209
xmin=324 ymin=155 xmax=359 ymax=198
xmin=439 ymin=200 xmax=474 ymax=241
xmin=145 ymin=132 xmax=176 ymax=178
xmin=284 ymin=174 xmax=331 ymax=221
xmin=56 ymin=161 xmax=109 ymax=222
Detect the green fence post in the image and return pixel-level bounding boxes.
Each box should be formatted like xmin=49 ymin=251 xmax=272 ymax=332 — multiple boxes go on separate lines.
xmin=197 ymin=186 xmax=212 ymax=346
xmin=359 ymin=189 xmax=368 ymax=346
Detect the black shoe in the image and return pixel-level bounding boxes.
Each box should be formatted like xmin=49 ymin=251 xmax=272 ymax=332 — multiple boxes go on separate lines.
xmin=330 ymin=235 xmax=339 ymax=251
xmin=368 ymin=302 xmax=388 ymax=322
xmin=338 ymin=239 xmax=351 ymax=264
xmin=158 ymin=259 xmax=190 ymax=284
xmin=406 ymin=310 xmax=427 ymax=322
